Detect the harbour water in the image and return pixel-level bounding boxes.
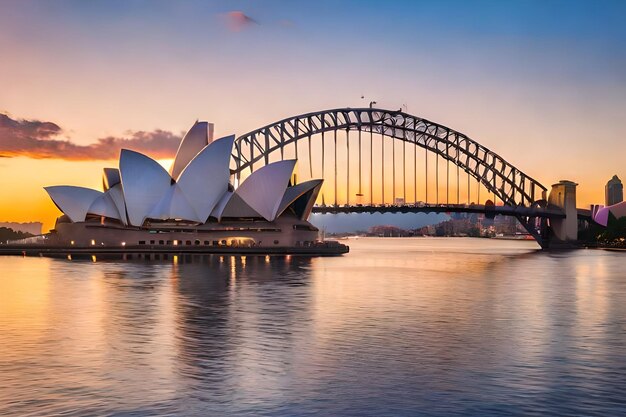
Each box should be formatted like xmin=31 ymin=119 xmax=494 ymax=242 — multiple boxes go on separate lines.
xmin=1 ymin=238 xmax=625 ymax=416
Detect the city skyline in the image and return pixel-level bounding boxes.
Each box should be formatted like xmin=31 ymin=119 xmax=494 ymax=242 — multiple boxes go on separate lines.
xmin=1 ymin=0 xmax=625 ymax=230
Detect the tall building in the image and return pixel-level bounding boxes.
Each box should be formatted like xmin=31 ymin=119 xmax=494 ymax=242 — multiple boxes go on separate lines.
xmin=605 ymin=175 xmax=623 ymax=206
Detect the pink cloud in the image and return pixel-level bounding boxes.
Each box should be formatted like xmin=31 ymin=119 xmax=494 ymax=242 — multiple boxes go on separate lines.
xmin=0 ymin=113 xmax=182 ymax=160
xmin=223 ymin=11 xmax=258 ymax=32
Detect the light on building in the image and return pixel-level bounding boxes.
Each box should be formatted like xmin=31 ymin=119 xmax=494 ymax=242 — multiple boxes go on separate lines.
xmin=121 ymin=242 xmax=126 ymax=246
xmin=90 ymin=239 xmax=96 ymax=246
xmin=70 ymin=240 xmax=75 ymax=245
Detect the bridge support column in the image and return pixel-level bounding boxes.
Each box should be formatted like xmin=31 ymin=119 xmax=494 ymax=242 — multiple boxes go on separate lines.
xmin=546 ymin=180 xmax=578 ymax=248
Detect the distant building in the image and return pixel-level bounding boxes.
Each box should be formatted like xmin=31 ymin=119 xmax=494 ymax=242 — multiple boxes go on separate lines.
xmin=606 ymin=175 xmax=623 ymax=206
xmin=368 ymin=225 xmax=410 ymax=237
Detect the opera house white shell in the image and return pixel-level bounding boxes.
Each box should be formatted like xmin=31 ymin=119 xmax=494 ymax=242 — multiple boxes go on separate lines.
xmin=44 ymin=121 xmax=330 ymax=251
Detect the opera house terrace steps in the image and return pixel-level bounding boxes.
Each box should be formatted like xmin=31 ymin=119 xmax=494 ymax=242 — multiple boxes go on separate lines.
xmin=5 ymin=120 xmax=349 ymax=257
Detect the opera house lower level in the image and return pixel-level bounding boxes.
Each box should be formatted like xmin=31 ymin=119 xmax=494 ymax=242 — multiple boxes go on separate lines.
xmin=50 ymin=215 xmax=331 ymax=252
xmin=3 ymin=120 xmax=348 ymax=256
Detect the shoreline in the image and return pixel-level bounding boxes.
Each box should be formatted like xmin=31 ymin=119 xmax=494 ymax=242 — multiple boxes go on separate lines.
xmin=0 ymin=242 xmax=349 ymax=258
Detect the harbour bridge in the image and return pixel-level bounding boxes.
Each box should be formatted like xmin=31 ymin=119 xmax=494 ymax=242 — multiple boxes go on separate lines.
xmin=230 ymin=107 xmax=587 ymax=249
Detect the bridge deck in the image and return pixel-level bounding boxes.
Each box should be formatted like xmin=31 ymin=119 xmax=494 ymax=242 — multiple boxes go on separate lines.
xmin=312 ymin=203 xmax=567 ymax=219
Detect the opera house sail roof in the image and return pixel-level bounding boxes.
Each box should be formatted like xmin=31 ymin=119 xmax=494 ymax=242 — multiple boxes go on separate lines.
xmin=44 ymin=121 xmax=323 ymax=230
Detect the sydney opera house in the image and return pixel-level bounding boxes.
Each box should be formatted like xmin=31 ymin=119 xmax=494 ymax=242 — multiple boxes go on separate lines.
xmin=42 ymin=121 xmax=346 ymax=254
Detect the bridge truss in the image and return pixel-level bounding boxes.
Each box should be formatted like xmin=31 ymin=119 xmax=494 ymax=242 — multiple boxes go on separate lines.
xmin=231 ymin=108 xmax=552 ymax=246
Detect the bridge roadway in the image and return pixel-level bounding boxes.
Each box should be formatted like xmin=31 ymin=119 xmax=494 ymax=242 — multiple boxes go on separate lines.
xmin=312 ymin=203 xmax=568 ymax=219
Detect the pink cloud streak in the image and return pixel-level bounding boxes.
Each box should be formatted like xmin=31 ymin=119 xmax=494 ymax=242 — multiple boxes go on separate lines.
xmin=223 ymin=11 xmax=258 ymax=32
xmin=0 ymin=113 xmax=181 ymax=160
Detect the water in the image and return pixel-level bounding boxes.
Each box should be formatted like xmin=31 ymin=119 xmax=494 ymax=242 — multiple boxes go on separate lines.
xmin=1 ymin=238 xmax=625 ymax=416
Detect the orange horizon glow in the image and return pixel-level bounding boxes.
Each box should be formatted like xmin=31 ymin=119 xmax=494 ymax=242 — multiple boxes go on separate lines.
xmin=0 ymin=144 xmax=614 ymax=234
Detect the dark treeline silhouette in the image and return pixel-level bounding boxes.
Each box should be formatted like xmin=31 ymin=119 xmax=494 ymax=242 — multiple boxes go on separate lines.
xmin=0 ymin=227 xmax=34 ymax=242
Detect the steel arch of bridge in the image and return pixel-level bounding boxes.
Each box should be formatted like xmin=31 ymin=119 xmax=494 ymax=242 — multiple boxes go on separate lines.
xmin=232 ymin=107 xmax=547 ymax=209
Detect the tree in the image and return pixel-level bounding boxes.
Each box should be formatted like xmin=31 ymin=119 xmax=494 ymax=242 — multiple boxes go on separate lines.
xmin=597 ymin=213 xmax=626 ymax=246
xmin=0 ymin=227 xmax=34 ymax=242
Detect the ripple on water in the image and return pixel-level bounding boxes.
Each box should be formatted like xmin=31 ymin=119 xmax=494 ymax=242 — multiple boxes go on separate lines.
xmin=1 ymin=239 xmax=626 ymax=416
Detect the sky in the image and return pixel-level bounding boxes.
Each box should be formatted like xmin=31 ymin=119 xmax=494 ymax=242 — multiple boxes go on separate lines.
xmin=1 ymin=0 xmax=625 ymax=231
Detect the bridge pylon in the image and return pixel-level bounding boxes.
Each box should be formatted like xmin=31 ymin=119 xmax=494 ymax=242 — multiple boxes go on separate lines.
xmin=545 ymin=180 xmax=578 ymax=248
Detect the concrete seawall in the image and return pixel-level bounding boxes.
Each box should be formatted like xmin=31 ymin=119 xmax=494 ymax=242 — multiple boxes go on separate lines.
xmin=0 ymin=242 xmax=349 ymax=257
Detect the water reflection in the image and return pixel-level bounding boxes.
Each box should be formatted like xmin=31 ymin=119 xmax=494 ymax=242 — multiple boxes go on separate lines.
xmin=1 ymin=240 xmax=626 ymax=416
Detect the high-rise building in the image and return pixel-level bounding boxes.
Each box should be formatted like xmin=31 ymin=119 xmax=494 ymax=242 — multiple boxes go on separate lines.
xmin=605 ymin=175 xmax=623 ymax=206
